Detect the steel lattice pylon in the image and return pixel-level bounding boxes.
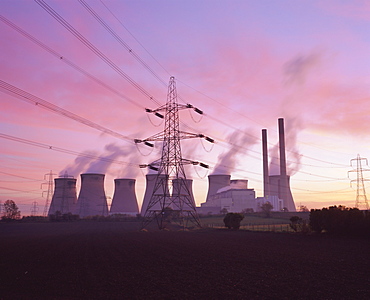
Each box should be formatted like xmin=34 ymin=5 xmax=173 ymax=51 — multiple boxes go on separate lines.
xmin=42 ymin=170 xmax=55 ymax=217
xmin=136 ymin=77 xmax=212 ymax=229
xmin=348 ymin=154 xmax=370 ymax=210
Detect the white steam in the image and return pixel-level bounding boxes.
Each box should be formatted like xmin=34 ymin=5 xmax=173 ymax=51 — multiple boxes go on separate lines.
xmin=212 ymin=129 xmax=257 ymax=175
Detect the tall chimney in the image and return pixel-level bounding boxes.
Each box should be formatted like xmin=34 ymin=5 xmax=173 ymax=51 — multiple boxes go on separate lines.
xmin=141 ymin=174 xmax=170 ymax=215
xmin=48 ymin=177 xmax=77 ymax=215
xmin=110 ymin=178 xmax=139 ymax=216
xmin=262 ymin=129 xmax=269 ymax=197
xmin=205 ymin=174 xmax=231 ymax=202
xmin=75 ymin=173 xmax=108 ymax=217
xmin=277 ymin=118 xmax=296 ymax=211
xmin=278 ymin=118 xmax=287 ymax=179
xmin=172 ymin=178 xmax=195 ymax=210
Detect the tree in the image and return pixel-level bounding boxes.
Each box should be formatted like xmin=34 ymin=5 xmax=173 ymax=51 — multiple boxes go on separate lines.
xmin=290 ymin=216 xmax=301 ymax=232
xmin=2 ymin=200 xmax=21 ymax=220
xmin=298 ymin=205 xmax=309 ymax=212
xmin=220 ymin=208 xmax=228 ymax=215
xmin=242 ymin=208 xmax=254 ymax=214
xmin=223 ymin=213 xmax=244 ymax=230
xmin=309 ymin=206 xmax=370 ymax=235
xmin=261 ymin=202 xmax=273 ymax=218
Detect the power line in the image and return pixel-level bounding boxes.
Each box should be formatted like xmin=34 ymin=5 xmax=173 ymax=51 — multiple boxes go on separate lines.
xmin=35 ymin=0 xmax=162 ymax=106
xmin=2 ymin=3 xmax=352 ymax=179
xmin=0 ymin=133 xmax=138 ymax=168
xmin=1 ymin=14 xmax=348 ymax=171
xmin=79 ymin=0 xmax=168 ymax=87
xmin=0 ymin=171 xmax=44 ymax=182
xmin=99 ymin=0 xmax=171 ymax=77
xmin=0 ymin=80 xmax=133 ymax=142
xmin=0 ymin=15 xmax=144 ymax=109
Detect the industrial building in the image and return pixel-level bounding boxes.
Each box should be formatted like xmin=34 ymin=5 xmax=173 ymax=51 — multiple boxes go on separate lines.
xmin=199 ymin=118 xmax=296 ymax=214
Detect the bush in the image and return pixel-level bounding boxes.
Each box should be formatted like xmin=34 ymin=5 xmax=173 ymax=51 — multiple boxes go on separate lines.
xmin=309 ymin=206 xmax=370 ymax=236
xmin=290 ymin=216 xmax=310 ymax=234
xmin=223 ymin=213 xmax=244 ymax=230
xmin=261 ymin=202 xmax=273 ymax=218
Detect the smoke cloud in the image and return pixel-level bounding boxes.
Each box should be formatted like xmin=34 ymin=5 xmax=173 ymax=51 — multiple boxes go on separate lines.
xmin=59 ymin=150 xmax=98 ymax=177
xmin=267 ymin=53 xmax=318 ymax=176
xmin=269 ymin=117 xmax=303 ymax=176
xmin=59 ymin=143 xmax=140 ymax=178
xmin=283 ymin=52 xmax=321 ymax=85
xmin=212 ymin=129 xmax=257 ymax=175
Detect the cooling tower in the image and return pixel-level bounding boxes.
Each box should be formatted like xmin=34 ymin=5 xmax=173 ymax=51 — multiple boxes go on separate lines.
xmin=75 ymin=173 xmax=108 ymax=217
xmin=269 ymin=175 xmax=295 ymax=211
xmin=110 ymin=178 xmax=139 ymax=216
xmin=141 ymin=174 xmax=170 ymax=215
xmin=48 ymin=177 xmax=77 ymax=216
xmin=205 ymin=174 xmax=231 ymax=202
xmin=262 ymin=129 xmax=269 ymax=197
xmin=172 ymin=178 xmax=196 ymax=210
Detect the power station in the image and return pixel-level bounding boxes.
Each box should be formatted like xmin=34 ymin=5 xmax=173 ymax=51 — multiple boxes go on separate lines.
xmin=199 ymin=117 xmax=295 ymax=214
xmin=48 ymin=118 xmax=295 ymax=217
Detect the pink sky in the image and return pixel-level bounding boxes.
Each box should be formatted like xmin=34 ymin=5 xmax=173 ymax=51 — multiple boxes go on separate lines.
xmin=1 ymin=0 xmax=370 ymax=215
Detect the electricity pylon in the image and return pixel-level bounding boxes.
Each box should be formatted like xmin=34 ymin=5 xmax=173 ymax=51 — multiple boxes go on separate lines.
xmin=348 ymin=154 xmax=370 ymax=210
xmin=31 ymin=201 xmax=39 ymax=216
xmin=42 ymin=170 xmax=55 ymax=216
xmin=135 ymin=76 xmax=213 ymax=229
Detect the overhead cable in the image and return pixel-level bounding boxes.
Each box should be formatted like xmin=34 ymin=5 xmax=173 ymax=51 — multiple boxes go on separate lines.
xmin=0 ymin=80 xmax=132 ymax=142
xmin=0 ymin=15 xmax=143 ymax=109
xmin=35 ymin=0 xmax=162 ymax=106
xmin=79 ymin=0 xmax=167 ymax=87
xmin=0 ymin=133 xmax=138 ymax=168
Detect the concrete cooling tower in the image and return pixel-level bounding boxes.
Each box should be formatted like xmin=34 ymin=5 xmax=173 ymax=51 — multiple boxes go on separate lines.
xmin=141 ymin=174 xmax=170 ymax=216
xmin=48 ymin=177 xmax=77 ymax=215
xmin=75 ymin=173 xmax=108 ymax=217
xmin=110 ymin=178 xmax=139 ymax=216
xmin=269 ymin=175 xmax=295 ymax=211
xmin=172 ymin=178 xmax=195 ymax=210
xmin=205 ymin=174 xmax=231 ymax=202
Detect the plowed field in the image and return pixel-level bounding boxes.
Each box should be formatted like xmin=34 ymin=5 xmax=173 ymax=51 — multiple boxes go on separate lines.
xmin=0 ymin=222 xmax=369 ymax=299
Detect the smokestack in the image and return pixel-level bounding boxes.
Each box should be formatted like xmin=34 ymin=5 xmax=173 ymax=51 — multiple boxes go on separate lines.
xmin=141 ymin=174 xmax=170 ymax=215
xmin=172 ymin=178 xmax=195 ymax=210
xmin=75 ymin=173 xmax=108 ymax=217
xmin=205 ymin=174 xmax=231 ymax=202
xmin=278 ymin=118 xmax=287 ymax=179
xmin=277 ymin=118 xmax=296 ymax=211
xmin=110 ymin=178 xmax=139 ymax=216
xmin=48 ymin=177 xmax=77 ymax=215
xmin=262 ymin=129 xmax=269 ymax=197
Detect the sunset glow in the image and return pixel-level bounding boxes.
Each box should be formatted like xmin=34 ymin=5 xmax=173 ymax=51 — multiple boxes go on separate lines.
xmin=1 ymin=0 xmax=370 ymax=215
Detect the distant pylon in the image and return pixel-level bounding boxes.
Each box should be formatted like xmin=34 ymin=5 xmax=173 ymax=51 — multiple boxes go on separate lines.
xmin=42 ymin=170 xmax=55 ymax=216
xmin=348 ymin=154 xmax=370 ymax=210
xmin=31 ymin=201 xmax=39 ymax=216
xmin=135 ymin=76 xmax=213 ymax=229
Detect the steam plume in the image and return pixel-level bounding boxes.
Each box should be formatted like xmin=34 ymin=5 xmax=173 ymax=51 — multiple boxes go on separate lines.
xmin=213 ymin=129 xmax=257 ymax=175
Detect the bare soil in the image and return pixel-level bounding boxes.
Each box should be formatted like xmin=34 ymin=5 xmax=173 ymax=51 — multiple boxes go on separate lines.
xmin=0 ymin=221 xmax=369 ymax=299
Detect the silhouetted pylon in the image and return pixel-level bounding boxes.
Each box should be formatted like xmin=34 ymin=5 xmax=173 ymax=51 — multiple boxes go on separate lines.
xmin=135 ymin=77 xmax=212 ymax=229
xmin=348 ymin=154 xmax=370 ymax=210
